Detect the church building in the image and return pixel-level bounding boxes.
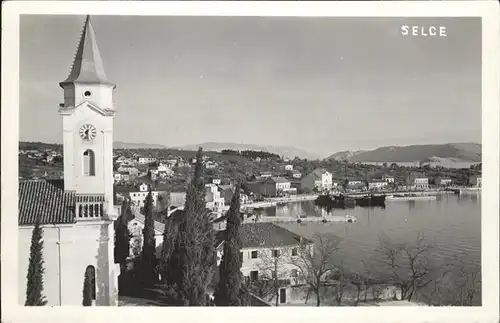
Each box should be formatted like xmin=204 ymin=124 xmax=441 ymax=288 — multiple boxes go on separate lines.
xmin=18 ymin=16 xmax=120 ymax=306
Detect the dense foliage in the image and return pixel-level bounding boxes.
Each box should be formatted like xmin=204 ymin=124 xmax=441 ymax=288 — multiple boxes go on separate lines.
xmin=25 ymin=221 xmax=47 ymax=306
xmin=214 ymin=186 xmax=247 ymax=306
xmin=141 ymin=186 xmax=157 ymax=285
xmin=166 ymin=148 xmax=217 ymax=305
xmin=114 ymin=199 xmax=132 ymax=265
xmin=221 ymin=149 xmax=280 ymax=160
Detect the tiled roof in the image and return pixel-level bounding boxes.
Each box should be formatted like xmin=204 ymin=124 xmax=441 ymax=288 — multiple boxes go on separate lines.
xmin=19 ymin=180 xmax=76 ymax=225
xmin=133 ymin=213 xmax=165 ymax=233
xmin=268 ymin=176 xmax=290 ymax=184
xmin=216 ymin=223 xmax=313 ymax=249
xmin=218 ymin=185 xmax=234 ymax=191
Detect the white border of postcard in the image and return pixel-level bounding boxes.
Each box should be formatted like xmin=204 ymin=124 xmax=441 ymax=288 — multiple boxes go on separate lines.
xmin=2 ymin=1 xmax=499 ymax=323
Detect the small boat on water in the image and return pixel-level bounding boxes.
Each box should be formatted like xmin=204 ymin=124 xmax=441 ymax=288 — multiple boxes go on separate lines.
xmin=354 ymin=195 xmax=386 ymax=208
xmin=315 ymin=194 xmax=355 ymax=210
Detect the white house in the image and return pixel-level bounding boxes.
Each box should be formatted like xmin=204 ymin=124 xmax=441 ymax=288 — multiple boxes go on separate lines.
xmin=435 ymin=177 xmax=453 ymax=186
xmin=205 ymin=161 xmax=218 ymax=169
xmin=114 ymin=173 xmax=123 ymax=182
xmin=383 ymin=176 xmax=395 ymax=183
xmin=407 ymin=176 xmax=429 ymax=190
xmin=138 ymin=157 xmax=157 ymax=165
xmin=301 ymin=169 xmax=333 ymax=192
xmin=205 ymin=184 xmax=225 ymax=210
xmin=284 ymin=165 xmax=293 ymax=171
xmin=157 ymin=164 xmax=170 ymax=172
xmin=291 ymin=170 xmax=302 ymax=179
xmin=129 ymin=183 xmax=167 ymax=209
xmin=216 ymin=223 xmax=314 ymax=305
xmin=18 ymin=16 xmax=119 ymax=306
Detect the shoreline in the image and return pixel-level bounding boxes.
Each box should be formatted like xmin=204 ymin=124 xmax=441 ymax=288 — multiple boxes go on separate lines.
xmin=214 ymin=188 xmax=480 ymax=212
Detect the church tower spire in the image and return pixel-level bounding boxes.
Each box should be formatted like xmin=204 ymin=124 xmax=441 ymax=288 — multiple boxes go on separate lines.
xmin=59 ymin=15 xmax=118 ymax=222
xmin=60 ymin=15 xmax=115 ymax=88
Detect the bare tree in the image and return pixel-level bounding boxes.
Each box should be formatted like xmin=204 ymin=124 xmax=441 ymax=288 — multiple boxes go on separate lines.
xmin=377 ymin=232 xmax=436 ymax=301
xmin=327 ymin=263 xmax=349 ymax=306
xmin=290 ymin=233 xmax=342 ymax=306
xmin=422 ymin=256 xmax=481 ymax=306
xmin=243 ymin=277 xmax=275 ymax=302
xmin=453 ymin=265 xmax=481 ymax=306
xmin=253 ymin=247 xmax=290 ymax=306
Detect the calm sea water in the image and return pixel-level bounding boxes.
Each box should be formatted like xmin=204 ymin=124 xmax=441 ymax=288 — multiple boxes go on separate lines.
xmin=260 ymin=193 xmax=481 ymax=305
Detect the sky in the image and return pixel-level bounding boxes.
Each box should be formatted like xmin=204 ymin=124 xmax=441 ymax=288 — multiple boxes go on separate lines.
xmin=19 ymin=15 xmax=481 ymax=157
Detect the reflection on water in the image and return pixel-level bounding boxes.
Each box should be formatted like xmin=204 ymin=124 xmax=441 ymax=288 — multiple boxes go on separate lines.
xmin=408 ymin=200 xmax=416 ymax=211
xmin=260 ymin=193 xmax=481 ymax=305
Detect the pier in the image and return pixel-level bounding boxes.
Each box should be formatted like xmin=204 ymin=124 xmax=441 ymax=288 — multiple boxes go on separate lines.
xmin=242 ymin=214 xmax=355 ymax=224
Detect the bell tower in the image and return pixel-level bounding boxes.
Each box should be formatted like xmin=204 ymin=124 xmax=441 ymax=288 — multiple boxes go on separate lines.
xmin=59 ymin=15 xmax=118 ymax=221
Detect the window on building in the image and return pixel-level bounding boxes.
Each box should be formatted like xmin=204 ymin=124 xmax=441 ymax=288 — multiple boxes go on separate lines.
xmin=250 ymin=270 xmax=259 ymax=281
xmin=291 ymin=269 xmax=298 ymax=277
xmin=272 ymin=270 xmax=277 ymax=279
xmin=272 ymin=249 xmax=280 ymax=258
xmin=83 ymin=150 xmax=96 ymax=176
xmin=291 ymin=247 xmax=298 ymax=256
xmin=84 ymin=265 xmax=96 ymax=301
xmin=240 ymin=252 xmax=244 ymax=260
xmin=251 ymin=250 xmax=258 ymax=259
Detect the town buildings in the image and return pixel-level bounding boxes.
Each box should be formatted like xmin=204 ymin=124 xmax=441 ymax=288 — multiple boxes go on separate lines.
xmin=407 ymin=175 xmax=429 ymax=190
xmin=301 ymin=168 xmax=333 ymax=193
xmin=247 ymin=177 xmax=296 ymax=197
xmin=18 ymin=16 xmax=119 ymax=306
xmin=435 ymin=177 xmax=453 ymax=186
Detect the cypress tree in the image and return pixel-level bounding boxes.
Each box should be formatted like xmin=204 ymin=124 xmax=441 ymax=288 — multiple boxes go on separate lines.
xmin=168 ymin=148 xmax=217 ymax=305
xmin=141 ymin=185 xmax=157 ymax=285
xmin=214 ymin=185 xmax=245 ymax=306
xmin=114 ymin=199 xmax=132 ymax=266
xmin=25 ymin=221 xmax=47 ymax=306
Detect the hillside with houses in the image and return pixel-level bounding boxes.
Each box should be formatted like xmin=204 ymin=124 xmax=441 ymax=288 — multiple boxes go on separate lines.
xmin=20 ymin=141 xmax=482 ymax=212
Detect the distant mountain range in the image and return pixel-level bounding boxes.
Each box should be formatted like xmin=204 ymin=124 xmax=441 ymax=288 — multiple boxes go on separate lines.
xmin=173 ymin=142 xmax=321 ymax=160
xmin=113 ymin=141 xmax=168 ymax=149
xmin=112 ymin=141 xmax=320 ymax=160
xmin=325 ymin=143 xmax=482 ymax=163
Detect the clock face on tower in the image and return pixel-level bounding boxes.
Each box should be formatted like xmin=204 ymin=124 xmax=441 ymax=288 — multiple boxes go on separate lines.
xmin=79 ymin=124 xmax=97 ymax=141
